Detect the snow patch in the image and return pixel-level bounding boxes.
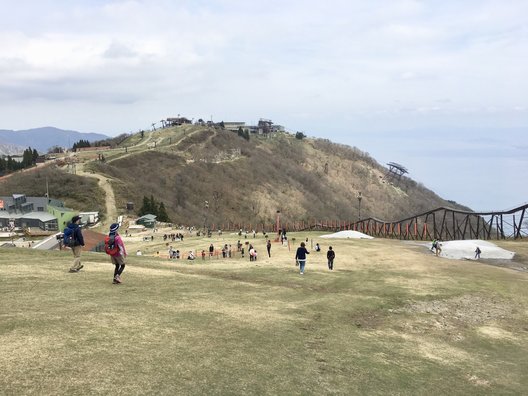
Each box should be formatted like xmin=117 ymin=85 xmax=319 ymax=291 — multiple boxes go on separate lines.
xmin=428 ymin=239 xmax=515 ymax=260
xmin=320 ymin=230 xmax=374 ymax=239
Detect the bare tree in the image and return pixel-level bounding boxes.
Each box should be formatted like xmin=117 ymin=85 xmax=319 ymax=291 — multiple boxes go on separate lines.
xmin=212 ymin=190 xmax=222 ymax=213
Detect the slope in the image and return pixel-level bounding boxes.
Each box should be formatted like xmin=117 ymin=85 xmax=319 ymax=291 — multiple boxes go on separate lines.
xmin=79 ymin=125 xmax=459 ymax=225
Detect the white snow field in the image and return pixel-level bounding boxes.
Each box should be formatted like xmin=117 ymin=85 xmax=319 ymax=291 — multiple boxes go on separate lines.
xmin=428 ymin=239 xmax=515 ymax=260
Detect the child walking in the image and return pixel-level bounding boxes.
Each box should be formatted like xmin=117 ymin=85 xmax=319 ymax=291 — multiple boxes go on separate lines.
xmin=108 ymin=223 xmax=127 ymax=284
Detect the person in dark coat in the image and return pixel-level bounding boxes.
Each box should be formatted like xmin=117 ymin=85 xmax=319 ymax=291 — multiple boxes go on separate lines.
xmin=295 ymin=242 xmax=310 ymax=275
xmin=68 ymin=215 xmax=85 ymax=273
xmin=327 ymin=246 xmax=335 ymax=270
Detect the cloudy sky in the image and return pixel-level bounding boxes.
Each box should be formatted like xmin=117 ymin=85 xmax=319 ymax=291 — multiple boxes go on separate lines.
xmin=1 ymin=0 xmax=527 ymax=212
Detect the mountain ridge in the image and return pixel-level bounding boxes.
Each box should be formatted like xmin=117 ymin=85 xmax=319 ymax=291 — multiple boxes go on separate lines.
xmin=0 ymin=127 xmax=109 ymax=154
xmin=0 ymin=125 xmax=471 ymax=224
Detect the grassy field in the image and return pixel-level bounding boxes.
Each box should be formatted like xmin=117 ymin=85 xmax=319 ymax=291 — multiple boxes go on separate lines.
xmin=1 ymin=233 xmax=527 ymax=395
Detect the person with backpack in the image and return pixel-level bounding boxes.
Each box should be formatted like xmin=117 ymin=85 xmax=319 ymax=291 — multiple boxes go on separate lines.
xmin=65 ymin=215 xmax=85 ymax=273
xmin=106 ymin=223 xmax=127 ymax=284
xmin=327 ymin=246 xmax=335 ymax=270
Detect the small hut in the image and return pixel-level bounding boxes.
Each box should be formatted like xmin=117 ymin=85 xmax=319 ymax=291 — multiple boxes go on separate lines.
xmin=136 ymin=214 xmax=157 ymax=229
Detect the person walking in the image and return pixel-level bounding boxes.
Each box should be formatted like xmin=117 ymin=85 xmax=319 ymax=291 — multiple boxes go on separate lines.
xmin=295 ymin=241 xmax=310 ymax=275
xmin=431 ymin=239 xmax=437 ymax=252
xmin=67 ymin=215 xmax=85 ymax=273
xmin=266 ymin=239 xmax=271 ymax=258
xmin=435 ymin=240 xmax=442 ymax=257
xmin=327 ymin=246 xmax=335 ymax=270
xmin=475 ymin=246 xmax=482 ymax=259
xmin=108 ymin=223 xmax=127 ymax=284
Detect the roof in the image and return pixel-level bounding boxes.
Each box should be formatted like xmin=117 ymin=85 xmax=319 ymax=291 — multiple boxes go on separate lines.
xmin=0 ymin=212 xmax=20 ymax=220
xmin=0 ymin=195 xmax=55 ymax=210
xmin=137 ymin=214 xmax=157 ymax=221
xmin=0 ymin=211 xmax=56 ymax=222
xmin=20 ymin=212 xmax=57 ymax=222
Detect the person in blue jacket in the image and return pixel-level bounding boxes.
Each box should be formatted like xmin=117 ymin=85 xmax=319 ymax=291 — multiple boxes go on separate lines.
xmin=67 ymin=215 xmax=85 ymax=273
xmin=295 ymin=241 xmax=310 ymax=275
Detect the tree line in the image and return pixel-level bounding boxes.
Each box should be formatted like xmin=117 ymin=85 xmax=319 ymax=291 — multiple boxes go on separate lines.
xmin=138 ymin=195 xmax=171 ymax=222
xmin=0 ymin=147 xmax=39 ymax=175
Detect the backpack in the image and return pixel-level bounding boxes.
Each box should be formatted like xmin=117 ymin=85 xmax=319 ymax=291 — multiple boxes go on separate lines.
xmin=104 ymin=235 xmax=119 ymax=255
xmin=63 ymin=227 xmax=74 ymax=247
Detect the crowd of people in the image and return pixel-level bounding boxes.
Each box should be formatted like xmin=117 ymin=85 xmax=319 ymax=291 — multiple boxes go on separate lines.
xmin=63 ymin=216 xmax=343 ymax=284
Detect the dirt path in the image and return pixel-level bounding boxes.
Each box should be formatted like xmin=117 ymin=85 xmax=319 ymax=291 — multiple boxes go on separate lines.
xmin=72 ymin=127 xmax=210 ymax=222
xmin=107 ymin=127 xmax=207 ymax=164
xmin=77 ymin=167 xmax=118 ymax=225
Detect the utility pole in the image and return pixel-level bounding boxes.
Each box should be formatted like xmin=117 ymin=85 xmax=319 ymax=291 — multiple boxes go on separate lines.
xmin=356 ymin=192 xmax=362 ymax=221
xmin=275 ymin=210 xmax=280 ymax=238
xmin=203 ymin=200 xmax=209 ymax=233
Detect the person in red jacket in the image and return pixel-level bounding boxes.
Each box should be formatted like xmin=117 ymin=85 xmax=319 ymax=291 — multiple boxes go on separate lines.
xmin=108 ymin=223 xmax=127 ymax=284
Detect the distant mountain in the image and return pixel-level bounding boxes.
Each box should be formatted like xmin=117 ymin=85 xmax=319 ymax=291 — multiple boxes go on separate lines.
xmin=0 ymin=142 xmax=26 ymax=156
xmin=0 ymin=127 xmax=109 ymax=154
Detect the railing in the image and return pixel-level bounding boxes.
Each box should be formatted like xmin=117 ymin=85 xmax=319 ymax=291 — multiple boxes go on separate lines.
xmin=351 ymin=203 xmax=528 ymax=241
xmin=201 ymin=203 xmax=528 ymax=241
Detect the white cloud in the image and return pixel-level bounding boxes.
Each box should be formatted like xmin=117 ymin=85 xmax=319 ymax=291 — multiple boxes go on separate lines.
xmin=0 ymin=0 xmax=527 ymax=210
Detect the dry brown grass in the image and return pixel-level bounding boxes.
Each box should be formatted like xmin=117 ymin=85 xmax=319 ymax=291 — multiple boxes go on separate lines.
xmin=1 ymin=233 xmax=528 ymax=395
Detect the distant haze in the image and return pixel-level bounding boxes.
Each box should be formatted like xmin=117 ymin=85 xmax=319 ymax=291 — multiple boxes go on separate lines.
xmin=0 ymin=127 xmax=108 ymax=153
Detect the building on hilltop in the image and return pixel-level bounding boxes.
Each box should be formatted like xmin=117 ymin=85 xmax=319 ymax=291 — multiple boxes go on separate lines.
xmin=256 ymin=118 xmax=284 ymax=134
xmin=223 ymin=118 xmax=285 ymax=135
xmin=224 ymin=122 xmax=246 ymax=131
xmin=166 ymin=117 xmax=192 ymax=126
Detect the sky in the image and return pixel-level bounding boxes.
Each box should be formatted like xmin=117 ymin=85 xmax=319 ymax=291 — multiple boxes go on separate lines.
xmin=0 ymin=0 xmax=527 ymax=212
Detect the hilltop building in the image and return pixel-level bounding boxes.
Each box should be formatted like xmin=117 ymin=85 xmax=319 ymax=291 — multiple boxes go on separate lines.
xmin=165 ymin=117 xmax=192 ymax=127
xmin=224 ymin=118 xmax=285 ymax=135
xmin=164 ymin=115 xmax=286 ymax=135
xmin=224 ymin=122 xmax=246 ymax=131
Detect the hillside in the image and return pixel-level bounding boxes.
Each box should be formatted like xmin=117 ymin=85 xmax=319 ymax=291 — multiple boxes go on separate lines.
xmin=0 ymin=125 xmax=465 ymax=225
